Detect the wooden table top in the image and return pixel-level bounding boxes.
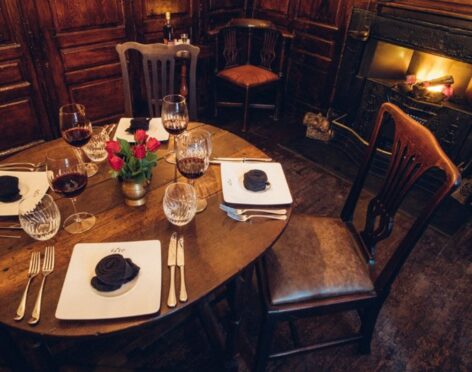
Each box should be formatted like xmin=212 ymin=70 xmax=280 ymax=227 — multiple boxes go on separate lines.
xmin=0 ymin=123 xmax=290 ymax=339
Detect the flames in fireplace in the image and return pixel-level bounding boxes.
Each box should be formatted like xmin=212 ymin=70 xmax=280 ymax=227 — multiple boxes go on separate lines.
xmin=364 ymin=41 xmax=472 ymax=106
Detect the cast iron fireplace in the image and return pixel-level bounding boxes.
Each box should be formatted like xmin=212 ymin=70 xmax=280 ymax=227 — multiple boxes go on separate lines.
xmin=330 ymin=5 xmax=472 ymax=214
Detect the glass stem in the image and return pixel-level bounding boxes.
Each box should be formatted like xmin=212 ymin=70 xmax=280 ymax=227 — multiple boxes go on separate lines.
xmin=70 ymin=197 xmax=82 ymax=223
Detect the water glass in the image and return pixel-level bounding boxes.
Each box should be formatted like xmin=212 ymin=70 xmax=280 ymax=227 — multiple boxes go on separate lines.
xmin=82 ymin=127 xmax=110 ymax=163
xmin=19 ymin=194 xmax=61 ymax=241
xmin=163 ymin=183 xmax=197 ymax=226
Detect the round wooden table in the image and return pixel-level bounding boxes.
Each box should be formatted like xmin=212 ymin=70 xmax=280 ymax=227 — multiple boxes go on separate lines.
xmin=0 ymin=123 xmax=291 ymax=369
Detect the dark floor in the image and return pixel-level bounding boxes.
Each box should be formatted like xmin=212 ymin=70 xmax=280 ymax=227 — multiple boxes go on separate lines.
xmin=2 ymin=109 xmax=471 ymax=371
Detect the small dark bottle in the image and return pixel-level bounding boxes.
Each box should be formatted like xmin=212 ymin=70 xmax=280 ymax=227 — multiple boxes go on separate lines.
xmin=163 ymin=12 xmax=174 ymax=44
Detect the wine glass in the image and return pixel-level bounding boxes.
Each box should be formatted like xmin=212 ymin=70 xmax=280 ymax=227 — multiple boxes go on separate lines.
xmin=59 ymin=103 xmax=98 ymax=177
xmin=19 ymin=194 xmax=61 ymax=241
xmin=46 ymin=147 xmax=96 ymax=234
xmin=175 ymin=129 xmax=211 ymax=213
xmin=161 ymin=94 xmax=189 ymax=164
xmin=163 ymin=182 xmax=197 ymax=226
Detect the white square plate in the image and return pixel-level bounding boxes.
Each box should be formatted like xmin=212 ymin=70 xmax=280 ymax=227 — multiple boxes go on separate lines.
xmin=221 ymin=162 xmax=293 ymax=205
xmin=0 ymin=171 xmax=49 ymax=216
xmin=114 ymin=118 xmax=170 ymax=142
xmin=56 ymin=240 xmax=162 ymax=320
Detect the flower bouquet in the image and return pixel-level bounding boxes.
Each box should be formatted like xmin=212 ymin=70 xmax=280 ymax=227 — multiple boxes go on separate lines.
xmin=106 ymin=130 xmax=161 ymax=207
xmin=106 ymin=130 xmax=160 ymax=183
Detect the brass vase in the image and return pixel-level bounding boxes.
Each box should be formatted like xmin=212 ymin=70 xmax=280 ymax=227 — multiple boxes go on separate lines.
xmin=121 ymin=179 xmax=150 ymax=207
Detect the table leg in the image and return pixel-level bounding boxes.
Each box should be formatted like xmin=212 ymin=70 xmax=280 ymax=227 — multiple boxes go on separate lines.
xmin=225 ymin=264 xmax=254 ymax=371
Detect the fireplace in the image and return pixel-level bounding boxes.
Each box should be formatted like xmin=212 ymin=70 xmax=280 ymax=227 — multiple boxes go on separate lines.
xmin=330 ymin=5 xmax=472 ymax=211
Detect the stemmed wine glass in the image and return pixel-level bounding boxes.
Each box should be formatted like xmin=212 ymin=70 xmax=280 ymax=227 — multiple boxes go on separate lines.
xmin=46 ymin=147 xmax=96 ymax=234
xmin=161 ymin=94 xmax=189 ymax=164
xmin=175 ymin=129 xmax=212 ymax=213
xmin=59 ymin=103 xmax=98 ymax=177
xmin=163 ymin=182 xmax=197 ymax=226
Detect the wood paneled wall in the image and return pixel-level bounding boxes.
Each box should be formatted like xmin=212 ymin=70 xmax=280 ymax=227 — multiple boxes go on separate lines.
xmin=1 ymin=0 xmax=470 ymax=152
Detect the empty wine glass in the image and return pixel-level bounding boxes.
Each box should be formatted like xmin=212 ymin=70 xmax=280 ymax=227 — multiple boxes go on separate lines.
xmin=46 ymin=147 xmax=96 ymax=234
xmin=163 ymin=182 xmax=197 ymax=226
xmin=59 ymin=103 xmax=98 ymax=177
xmin=19 ymin=194 xmax=61 ymax=241
xmin=161 ymin=94 xmax=189 ymax=164
xmin=175 ymin=129 xmax=211 ymax=212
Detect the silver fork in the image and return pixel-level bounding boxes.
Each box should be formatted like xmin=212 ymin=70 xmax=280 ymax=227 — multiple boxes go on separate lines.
xmin=28 ymin=246 xmax=54 ymax=325
xmin=227 ymin=212 xmax=287 ymax=222
xmin=219 ymin=204 xmax=287 ymax=215
xmin=0 ymin=162 xmax=45 ymax=172
xmin=14 ymin=252 xmax=41 ymax=321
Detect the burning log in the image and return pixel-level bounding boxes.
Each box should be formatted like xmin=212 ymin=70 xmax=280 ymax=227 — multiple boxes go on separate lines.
xmin=396 ymin=75 xmax=454 ymax=103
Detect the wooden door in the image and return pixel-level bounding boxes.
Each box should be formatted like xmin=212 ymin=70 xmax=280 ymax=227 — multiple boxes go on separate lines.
xmin=32 ymin=0 xmax=134 ymax=127
xmin=0 ymin=0 xmax=52 ymax=152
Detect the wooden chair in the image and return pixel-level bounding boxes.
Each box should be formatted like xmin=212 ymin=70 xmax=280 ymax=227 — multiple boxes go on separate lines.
xmin=213 ymin=18 xmax=291 ymax=132
xmin=116 ymin=42 xmax=200 ymax=119
xmin=254 ymin=102 xmax=461 ymax=371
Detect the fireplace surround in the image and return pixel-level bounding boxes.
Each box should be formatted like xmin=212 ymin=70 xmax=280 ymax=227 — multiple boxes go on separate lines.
xmin=330 ymin=5 xmax=472 ymax=214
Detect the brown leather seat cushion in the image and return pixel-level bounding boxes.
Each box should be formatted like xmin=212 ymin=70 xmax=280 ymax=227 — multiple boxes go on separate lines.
xmin=264 ymin=214 xmax=374 ymax=306
xmin=217 ymin=65 xmax=279 ymax=88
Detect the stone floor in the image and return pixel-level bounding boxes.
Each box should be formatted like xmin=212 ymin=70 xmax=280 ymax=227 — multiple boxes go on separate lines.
xmin=1 ymin=109 xmax=471 ymax=371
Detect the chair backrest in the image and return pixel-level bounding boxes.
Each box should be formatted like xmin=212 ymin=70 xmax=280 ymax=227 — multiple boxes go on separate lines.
xmin=215 ymin=18 xmax=284 ymax=73
xmin=340 ymin=102 xmax=461 ymax=291
xmin=116 ymin=42 xmax=200 ymax=119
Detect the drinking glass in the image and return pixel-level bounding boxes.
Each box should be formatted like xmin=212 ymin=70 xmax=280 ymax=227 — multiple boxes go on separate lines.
xmin=19 ymin=194 xmax=61 ymax=241
xmin=175 ymin=129 xmax=211 ymax=212
xmin=161 ymin=94 xmax=189 ymax=164
xmin=46 ymin=147 xmax=96 ymax=234
xmin=82 ymin=126 xmax=111 ymax=163
xmin=59 ymin=103 xmax=98 ymax=177
xmin=163 ymin=182 xmax=197 ymax=226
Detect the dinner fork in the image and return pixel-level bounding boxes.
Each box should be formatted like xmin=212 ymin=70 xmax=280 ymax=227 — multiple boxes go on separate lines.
xmin=28 ymin=246 xmax=54 ymax=325
xmin=14 ymin=252 xmax=41 ymax=321
xmin=227 ymin=212 xmax=287 ymax=222
xmin=219 ymin=204 xmax=287 ymax=215
xmin=0 ymin=161 xmax=45 ymax=172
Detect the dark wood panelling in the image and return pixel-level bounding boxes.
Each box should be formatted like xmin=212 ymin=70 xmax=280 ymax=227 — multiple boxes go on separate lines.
xmin=257 ymin=0 xmax=289 ymax=14
xmin=70 ymin=78 xmax=124 ymax=122
xmin=0 ymin=0 xmax=52 ymax=152
xmin=65 ymin=63 xmax=122 ymax=84
xmin=0 ymin=61 xmax=21 ymax=84
xmin=51 ymin=0 xmax=123 ymax=31
xmin=146 ymin=0 xmax=189 ymax=15
xmin=61 ymin=43 xmax=119 ymax=71
xmin=56 ymin=27 xmax=127 ymax=48
xmin=0 ymin=99 xmax=40 ymax=150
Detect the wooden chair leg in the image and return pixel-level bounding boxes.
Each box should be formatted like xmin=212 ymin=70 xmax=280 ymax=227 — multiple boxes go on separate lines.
xmin=274 ymin=81 xmax=283 ymax=122
xmin=242 ymin=87 xmax=250 ymax=132
xmin=358 ymin=302 xmax=383 ymax=354
xmin=254 ymin=314 xmax=276 ymax=372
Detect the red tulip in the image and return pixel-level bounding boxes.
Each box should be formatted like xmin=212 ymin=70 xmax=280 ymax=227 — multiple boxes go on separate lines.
xmin=146 ymin=137 xmax=161 ymax=152
xmin=105 ymin=140 xmax=121 ymax=154
xmin=133 ymin=144 xmax=146 ymax=159
xmin=134 ymin=130 xmax=148 ymax=144
xmin=108 ymin=154 xmax=124 ymax=171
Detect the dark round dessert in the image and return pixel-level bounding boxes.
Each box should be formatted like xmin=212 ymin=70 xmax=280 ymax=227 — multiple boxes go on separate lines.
xmin=91 ymin=254 xmax=140 ymax=292
xmin=0 ymin=175 xmax=21 ymax=203
xmin=243 ymin=169 xmax=270 ymax=192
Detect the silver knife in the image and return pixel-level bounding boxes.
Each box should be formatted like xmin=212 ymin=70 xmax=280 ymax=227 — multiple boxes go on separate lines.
xmin=177 ymin=237 xmax=188 ymax=302
xmin=0 ymin=224 xmax=22 ymax=230
xmin=167 ymin=232 xmax=178 ymax=308
xmin=211 ymin=157 xmax=272 ymax=163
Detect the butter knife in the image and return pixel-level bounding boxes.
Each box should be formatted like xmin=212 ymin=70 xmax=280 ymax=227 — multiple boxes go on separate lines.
xmin=211 ymin=157 xmax=272 ymax=163
xmin=167 ymin=232 xmax=178 ymax=308
xmin=177 ymin=237 xmax=187 ymax=302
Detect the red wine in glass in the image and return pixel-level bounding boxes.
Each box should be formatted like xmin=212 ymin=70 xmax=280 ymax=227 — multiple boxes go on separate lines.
xmin=177 ymin=157 xmax=206 ymax=179
xmin=163 ymin=118 xmax=188 ymax=135
xmin=51 ymin=172 xmax=88 ymax=198
xmin=62 ymin=127 xmax=92 ymax=147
